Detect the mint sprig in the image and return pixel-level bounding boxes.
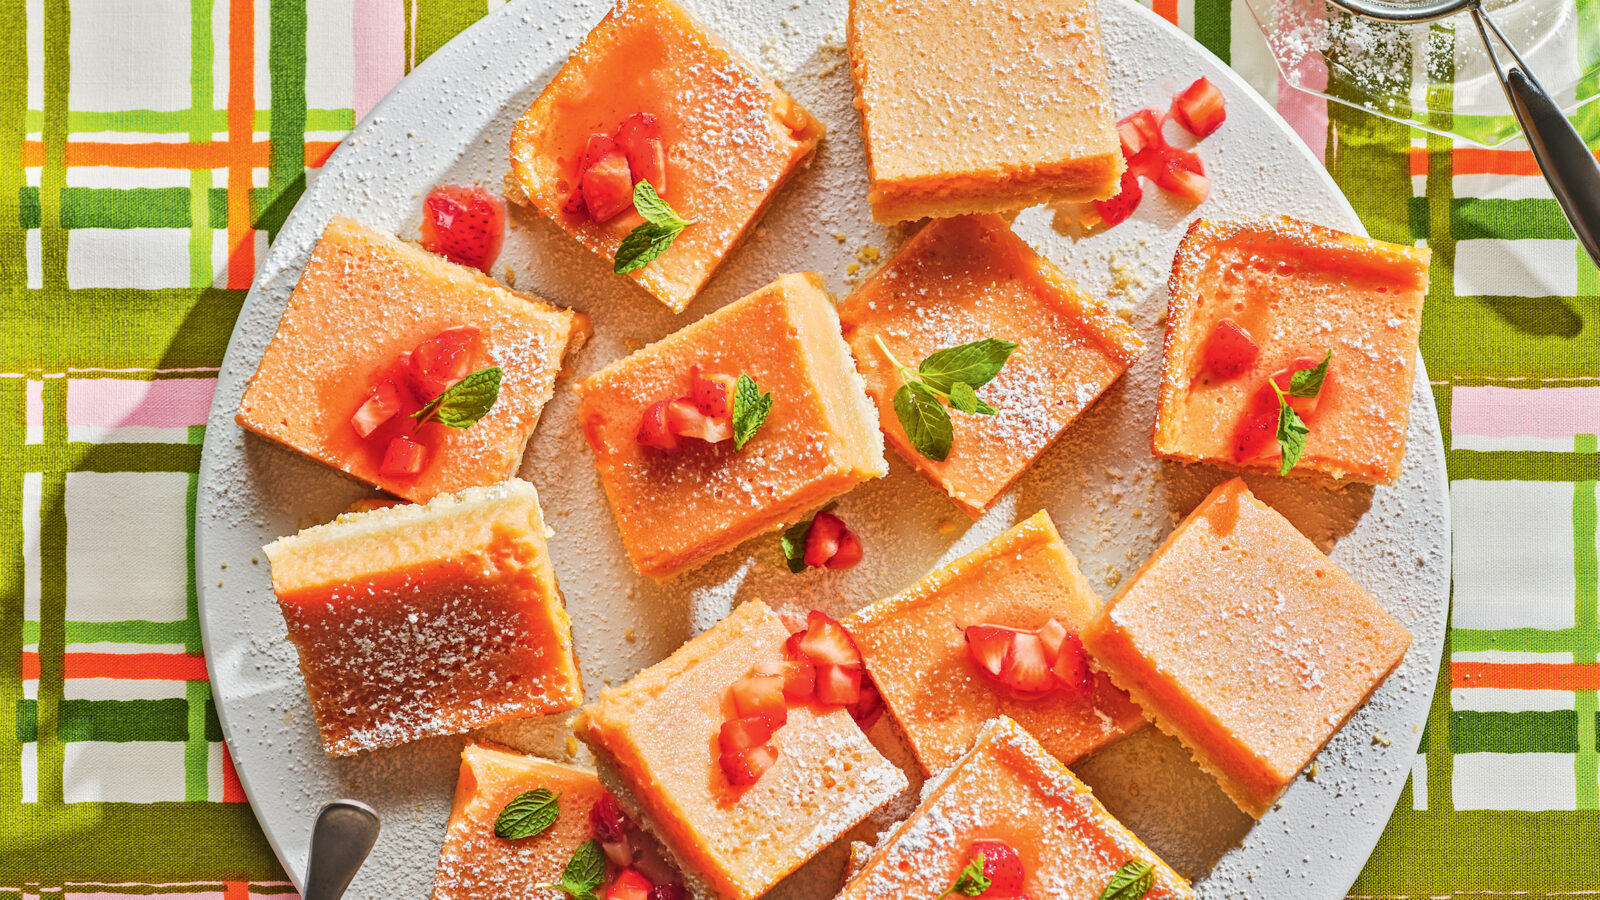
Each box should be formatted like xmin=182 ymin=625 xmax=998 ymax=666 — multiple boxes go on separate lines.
xmin=411 ymin=366 xmax=502 ymax=428
xmin=779 ymin=503 xmax=834 ymax=573
xmin=1098 ymin=859 xmax=1154 ymax=899
xmin=1271 ymin=351 xmax=1330 ymax=475
xmin=536 ymin=838 xmax=607 ymax=900
xmin=492 ymin=787 xmax=559 ymax=840
xmin=937 ymin=851 xmax=991 ymax=899
xmin=732 ymin=373 xmax=773 ymax=449
xmin=873 ymin=335 xmax=1017 ymax=462
xmin=614 ymin=181 xmax=693 ymax=274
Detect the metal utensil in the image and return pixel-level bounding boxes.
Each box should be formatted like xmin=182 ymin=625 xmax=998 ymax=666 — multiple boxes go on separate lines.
xmin=302 ymin=799 xmax=381 ymax=900
xmin=1325 ymin=0 xmax=1600 ymax=266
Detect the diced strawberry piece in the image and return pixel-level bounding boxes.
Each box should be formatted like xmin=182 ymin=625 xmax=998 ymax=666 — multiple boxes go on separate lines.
xmin=616 ymin=113 xmax=667 ymax=193
xmin=637 ymin=400 xmax=680 ymax=451
xmin=780 ymin=612 xmax=808 ymax=635
xmin=969 ymin=840 xmax=1026 ymax=894
xmin=690 ymin=367 xmax=738 ymax=419
xmin=602 ymin=838 xmax=635 ymax=868
xmin=730 ymin=673 xmax=788 ymax=728
xmin=847 ymin=675 xmax=884 ymax=729
xmin=1232 ymin=407 xmax=1279 ymax=463
xmin=1091 ymin=169 xmax=1142 ymax=228
xmin=1202 ymin=318 xmax=1258 ymax=380
xmin=1117 ymin=119 xmax=1150 ymax=158
xmin=827 ymin=530 xmax=863 ymax=569
xmin=1171 ymin=76 xmax=1227 ymax=138
xmin=797 ymin=610 xmax=863 ymax=667
xmin=590 ymin=792 xmax=629 ymax=845
xmin=814 ymin=663 xmax=863 ymax=706
xmin=378 ymin=435 xmax=426 ymax=477
xmin=408 ymin=326 xmax=479 ymax=401
xmin=562 ymin=189 xmax=587 ymax=217
xmin=781 ymin=655 xmax=815 ymax=703
xmin=1000 ymin=632 xmax=1055 ymax=695
xmin=580 ymin=149 xmax=636 ymax=223
xmin=1156 ymin=148 xmax=1210 ymax=203
xmin=750 ymin=660 xmax=785 ymax=678
xmin=665 ymin=398 xmax=732 ymax=443
xmin=1118 ymin=109 xmax=1167 ymax=156
xmin=351 ymin=379 xmax=402 ymax=439
xmin=1051 ymin=632 xmax=1095 ymax=698
xmin=1036 ymin=618 xmax=1068 ymax=658
xmin=648 ymin=887 xmax=687 ymax=900
xmin=965 ymin=624 xmax=1023 ymax=678
xmin=606 ymin=868 xmax=652 ymax=900
xmin=719 ymin=716 xmax=776 ymax=754
xmin=720 ymin=745 xmax=778 ymax=786
xmin=419 ymin=185 xmax=505 ymax=273
xmin=803 ymin=512 xmax=845 ymax=568
xmin=581 ymin=133 xmax=618 ymax=171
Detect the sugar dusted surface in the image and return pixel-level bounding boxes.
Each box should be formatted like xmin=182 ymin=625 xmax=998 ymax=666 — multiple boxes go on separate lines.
xmin=196 ymin=1 xmax=1449 ymax=898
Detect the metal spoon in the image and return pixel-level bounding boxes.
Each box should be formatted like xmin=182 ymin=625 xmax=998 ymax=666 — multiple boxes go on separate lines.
xmin=1325 ymin=0 xmax=1600 ymax=266
xmin=302 ymin=799 xmax=381 ymax=900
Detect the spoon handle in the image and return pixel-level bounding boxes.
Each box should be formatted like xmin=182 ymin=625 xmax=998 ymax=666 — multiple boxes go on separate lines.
xmin=1499 ymin=67 xmax=1600 ymax=268
xmin=302 ymin=800 xmax=381 ymax=900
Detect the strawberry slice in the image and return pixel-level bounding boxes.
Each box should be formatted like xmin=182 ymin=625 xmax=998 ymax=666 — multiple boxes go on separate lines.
xmin=1171 ymin=76 xmax=1227 ymax=138
xmin=1251 ymin=357 xmax=1332 ymax=418
xmin=590 ymin=792 xmax=629 ymax=845
xmin=814 ymin=663 xmax=863 ymax=706
xmin=1036 ymin=618 xmax=1068 ymax=658
xmin=1051 ymin=632 xmax=1095 ymax=698
xmin=827 ymin=530 xmax=863 ymax=569
xmin=690 ymin=367 xmax=738 ymax=419
xmin=351 ymin=379 xmax=403 ymax=439
xmin=616 ymin=113 xmax=667 ymax=194
xmin=1156 ymin=148 xmax=1210 ymax=204
xmin=379 ymin=435 xmax=426 ymax=476
xmin=648 ymin=887 xmax=687 ymax=900
xmin=969 ymin=840 xmax=1026 ymax=894
xmin=847 ymin=675 xmax=884 ymax=729
xmin=637 ymin=400 xmax=680 ymax=451
xmin=1091 ymin=169 xmax=1143 ymax=228
xmin=720 ymin=745 xmax=778 ymax=786
xmin=580 ymin=148 xmax=636 ymax=223
xmin=1202 ymin=318 xmax=1258 ymax=380
xmin=729 ymin=672 xmax=788 ymax=728
xmin=796 ymin=610 xmax=863 ymax=667
xmin=781 ymin=655 xmax=815 ymax=703
xmin=419 ymin=185 xmax=505 ymax=273
xmin=1232 ymin=407 xmax=1279 ymax=463
xmin=965 ymin=624 xmax=1023 ymax=678
xmin=1000 ymin=632 xmax=1055 ymax=695
xmin=1118 ymin=109 xmax=1167 ymax=156
xmin=581 ymin=133 xmax=618 ymax=170
xmin=719 ymin=716 xmax=777 ymax=754
xmin=408 ymin=326 xmax=479 ymax=402
xmin=665 ymin=398 xmax=732 ymax=443
xmin=606 ymin=868 xmax=653 ymax=900
xmin=803 ymin=512 xmax=846 ymax=568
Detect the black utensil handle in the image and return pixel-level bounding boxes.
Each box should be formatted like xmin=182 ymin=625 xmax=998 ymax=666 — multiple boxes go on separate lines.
xmin=1505 ymin=68 xmax=1600 ymax=268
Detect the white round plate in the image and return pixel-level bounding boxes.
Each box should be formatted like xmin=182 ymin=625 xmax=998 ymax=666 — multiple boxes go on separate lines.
xmin=196 ymin=1 xmax=1449 ymax=897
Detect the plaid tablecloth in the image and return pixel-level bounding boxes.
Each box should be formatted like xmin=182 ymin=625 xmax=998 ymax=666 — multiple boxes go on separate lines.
xmin=4 ymin=1 xmax=1598 ymax=897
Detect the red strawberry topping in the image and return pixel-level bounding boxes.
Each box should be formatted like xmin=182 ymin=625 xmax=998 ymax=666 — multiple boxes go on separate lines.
xmin=729 ymin=671 xmax=788 ymax=729
xmin=351 ymin=379 xmax=403 ymax=439
xmin=1201 ymin=318 xmax=1258 ymax=380
xmin=1155 ymin=147 xmax=1210 ymax=204
xmin=616 ymin=113 xmax=667 ymax=194
xmin=965 ymin=624 xmax=1022 ymax=678
xmin=664 ymin=398 xmax=732 ymax=444
xmin=606 ymin=868 xmax=652 ymax=900
xmin=719 ymin=745 xmax=778 ymax=786
xmin=579 ymin=149 xmax=636 ymax=223
xmin=690 ymin=366 xmax=738 ymax=419
xmin=796 ymin=610 xmax=862 ymax=667
xmin=408 ymin=326 xmax=479 ymax=401
xmin=637 ymin=400 xmax=680 ymax=452
xmin=378 ymin=435 xmax=426 ymax=477
xmin=567 ymin=113 xmax=672 ymax=223
xmin=1051 ymin=632 xmax=1095 ymax=698
xmin=648 ymin=887 xmax=688 ymax=900
xmin=419 ymin=185 xmax=504 ymax=273
xmin=1171 ymin=76 xmax=1227 ymax=138
xmin=965 ymin=618 xmax=1096 ymax=699
xmin=970 ymin=839 xmax=1026 ymax=894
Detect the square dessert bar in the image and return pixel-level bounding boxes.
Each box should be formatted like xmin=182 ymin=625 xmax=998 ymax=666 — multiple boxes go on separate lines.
xmin=837 ymin=717 xmax=1193 ymax=900
xmin=847 ymin=0 xmax=1122 ymax=222
xmin=237 ymin=216 xmax=584 ymax=504
xmin=1080 ymin=478 xmax=1412 ymax=817
xmin=574 ymin=273 xmax=886 ymax=578
xmin=846 ymin=510 xmax=1145 ymax=775
xmin=839 ymin=215 xmax=1143 ymax=517
xmin=1153 ymin=216 xmax=1431 ymax=485
xmin=265 ymin=480 xmax=584 ymax=756
xmin=433 ymin=743 xmax=612 ymax=900
xmin=509 ymin=0 xmax=824 ymax=313
xmin=575 ymin=600 xmax=907 ymax=900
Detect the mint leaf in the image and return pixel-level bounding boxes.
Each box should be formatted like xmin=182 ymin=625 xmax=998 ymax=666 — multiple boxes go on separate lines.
xmin=917 ymin=338 xmax=1018 ymax=393
xmin=937 ymin=852 xmax=991 ymax=898
xmin=412 ymin=367 xmax=502 ymax=428
xmin=894 ymin=382 xmax=954 ymax=461
xmin=560 ymin=839 xmax=606 ymax=899
xmin=1289 ymin=350 xmax=1332 ymax=398
xmin=947 ymin=380 xmax=997 ymax=416
xmin=614 ymin=181 xmax=692 ymax=274
xmin=493 ymin=787 xmax=559 ymax=840
xmin=1272 ymin=381 xmax=1311 ymax=476
xmin=1098 ymin=860 xmax=1154 ymax=899
xmin=732 ymin=373 xmax=773 ymax=449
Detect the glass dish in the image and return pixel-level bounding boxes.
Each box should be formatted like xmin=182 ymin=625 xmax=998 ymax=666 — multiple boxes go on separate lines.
xmin=1245 ymin=0 xmax=1600 ymax=146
